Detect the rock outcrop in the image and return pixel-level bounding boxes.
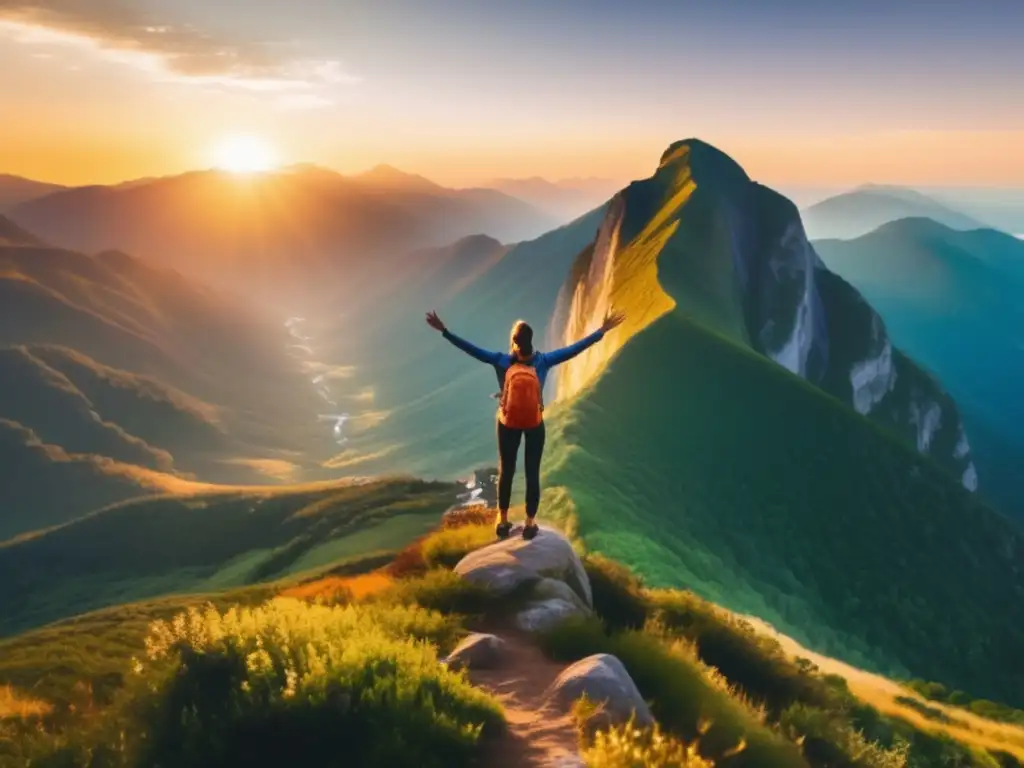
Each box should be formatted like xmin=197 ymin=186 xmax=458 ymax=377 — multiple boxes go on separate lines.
xmin=453 ymin=524 xmax=592 ymax=632
xmin=442 ymin=632 xmax=506 ymax=671
xmin=546 ymin=653 xmax=653 ymax=733
xmin=454 ymin=525 xmax=592 ymax=606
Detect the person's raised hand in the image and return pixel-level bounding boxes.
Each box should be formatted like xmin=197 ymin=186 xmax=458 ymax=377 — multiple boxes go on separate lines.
xmin=601 ymin=309 xmax=625 ymax=333
xmin=425 ymin=310 xmax=446 ymax=332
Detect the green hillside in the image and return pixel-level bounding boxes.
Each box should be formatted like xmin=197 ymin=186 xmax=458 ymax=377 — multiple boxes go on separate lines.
xmin=0 ymin=476 xmax=458 ymax=636
xmin=541 ymin=297 xmax=1024 ymax=709
xmin=814 ymin=218 xmax=1024 ymax=519
xmin=0 ymin=419 xmax=174 ymax=540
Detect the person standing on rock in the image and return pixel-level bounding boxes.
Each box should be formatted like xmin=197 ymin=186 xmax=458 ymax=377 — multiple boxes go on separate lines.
xmin=425 ymin=309 xmax=625 ymax=540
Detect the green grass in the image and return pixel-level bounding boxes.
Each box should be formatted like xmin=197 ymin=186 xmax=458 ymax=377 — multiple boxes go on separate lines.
xmin=539 ymin=615 xmax=810 ymax=768
xmin=0 ymin=477 xmax=458 ymax=636
xmin=541 ymin=310 xmax=1024 ymax=708
xmin=0 ymin=587 xmax=276 ymax=716
xmin=902 ymin=679 xmax=1024 ymax=726
xmin=4 ymin=599 xmax=501 ymax=768
xmin=540 ymin=572 xmax=1022 ymax=768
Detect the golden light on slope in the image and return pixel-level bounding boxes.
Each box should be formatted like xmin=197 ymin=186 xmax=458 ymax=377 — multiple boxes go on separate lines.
xmin=210 ymin=134 xmax=278 ymax=173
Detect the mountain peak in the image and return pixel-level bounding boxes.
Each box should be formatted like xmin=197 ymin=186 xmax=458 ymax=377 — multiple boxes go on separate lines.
xmin=657 ymin=138 xmax=751 ymax=187
xmin=353 ymin=164 xmax=441 ymax=190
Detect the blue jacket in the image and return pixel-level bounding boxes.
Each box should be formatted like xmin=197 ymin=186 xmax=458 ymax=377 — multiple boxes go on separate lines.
xmin=441 ymin=327 xmax=606 ymax=392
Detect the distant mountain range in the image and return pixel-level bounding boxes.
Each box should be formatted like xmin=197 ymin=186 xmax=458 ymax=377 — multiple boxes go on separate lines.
xmin=0 ymin=174 xmax=65 ymax=211
xmin=485 ymin=176 xmax=622 ymax=221
xmin=814 ymin=218 xmax=1024 ymax=520
xmin=4 ymin=165 xmax=559 ymax=305
xmin=801 ymin=184 xmax=989 ymax=240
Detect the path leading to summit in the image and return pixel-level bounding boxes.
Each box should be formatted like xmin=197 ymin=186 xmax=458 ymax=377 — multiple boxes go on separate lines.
xmin=467 ymin=621 xmax=583 ymax=768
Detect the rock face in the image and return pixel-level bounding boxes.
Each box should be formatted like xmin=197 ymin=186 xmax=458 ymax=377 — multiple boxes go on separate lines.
xmin=442 ymin=633 xmax=506 ymax=671
xmin=546 ymin=654 xmax=653 ymax=732
xmin=454 ymin=525 xmax=592 ymax=607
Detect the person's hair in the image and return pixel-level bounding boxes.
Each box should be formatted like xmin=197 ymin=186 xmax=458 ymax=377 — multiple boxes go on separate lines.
xmin=510 ymin=319 xmax=534 ymax=358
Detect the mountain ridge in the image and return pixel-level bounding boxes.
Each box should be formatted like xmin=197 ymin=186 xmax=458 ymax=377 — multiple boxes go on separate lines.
xmin=7 ymin=167 xmax=558 ymax=305
xmin=813 ymin=216 xmax=1024 ymax=518
xmin=801 ymin=185 xmax=989 ymax=240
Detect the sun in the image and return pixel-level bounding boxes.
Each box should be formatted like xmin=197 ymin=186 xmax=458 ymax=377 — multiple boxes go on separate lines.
xmin=210 ymin=134 xmax=278 ymax=174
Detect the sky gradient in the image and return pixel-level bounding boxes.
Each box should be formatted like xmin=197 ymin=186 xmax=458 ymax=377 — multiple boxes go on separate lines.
xmin=1 ymin=0 xmax=1022 ymax=188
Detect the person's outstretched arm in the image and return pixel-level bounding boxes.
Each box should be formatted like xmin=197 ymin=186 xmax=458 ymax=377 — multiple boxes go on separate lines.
xmin=545 ymin=310 xmax=626 ymax=367
xmin=425 ymin=310 xmax=502 ymax=365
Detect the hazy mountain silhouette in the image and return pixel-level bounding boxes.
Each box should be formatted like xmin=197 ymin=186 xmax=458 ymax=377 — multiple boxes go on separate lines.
xmin=0 ymin=174 xmax=65 ymax=210
xmin=814 ymin=217 xmax=1024 ymax=518
xmin=487 ymin=176 xmax=621 ymax=222
xmin=350 ymin=163 xmax=445 ymax=192
xmin=8 ymin=166 xmax=557 ymax=304
xmin=925 ymin=186 xmax=1024 ymax=234
xmin=0 ymin=214 xmax=41 ymax=246
xmin=801 ymin=184 xmax=988 ymax=240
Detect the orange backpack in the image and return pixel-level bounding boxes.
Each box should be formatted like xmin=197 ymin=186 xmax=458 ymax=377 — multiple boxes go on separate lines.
xmin=499 ymin=359 xmax=543 ymax=429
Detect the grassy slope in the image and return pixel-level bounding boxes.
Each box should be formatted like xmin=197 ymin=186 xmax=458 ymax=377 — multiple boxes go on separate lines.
xmin=0 ymin=477 xmax=457 ymax=636
xmin=540 ymin=310 xmax=1024 ymax=708
xmin=3 ymin=515 xmax=1021 ymax=768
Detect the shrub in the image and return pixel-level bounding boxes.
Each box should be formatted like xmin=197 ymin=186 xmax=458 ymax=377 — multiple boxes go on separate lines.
xmin=440 ymin=506 xmax=495 ymax=530
xmin=30 ymin=599 xmax=502 ymax=768
xmin=420 ymin=525 xmax=495 ymax=570
xmin=387 ymin=537 xmax=429 ymax=578
xmin=578 ymin=710 xmax=716 ymax=767
xmin=376 ymin=569 xmax=495 ymax=621
xmin=779 ymin=704 xmax=910 ymax=768
xmin=583 ymin=553 xmax=649 ymax=632
xmin=648 ymin=590 xmax=832 ymax=714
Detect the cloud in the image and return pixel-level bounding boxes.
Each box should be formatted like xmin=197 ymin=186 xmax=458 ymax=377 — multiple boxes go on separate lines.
xmin=0 ymin=0 xmax=356 ymax=100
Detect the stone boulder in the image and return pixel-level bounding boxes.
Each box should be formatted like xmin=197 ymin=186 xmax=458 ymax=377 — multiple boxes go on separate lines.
xmin=453 ymin=524 xmax=592 ymax=607
xmin=441 ymin=633 xmax=506 ymax=671
xmin=546 ymin=654 xmax=653 ymax=732
xmin=515 ymin=577 xmax=592 ymax=633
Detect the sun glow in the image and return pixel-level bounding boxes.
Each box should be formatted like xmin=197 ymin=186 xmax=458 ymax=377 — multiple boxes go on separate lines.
xmin=210 ymin=134 xmax=278 ymax=173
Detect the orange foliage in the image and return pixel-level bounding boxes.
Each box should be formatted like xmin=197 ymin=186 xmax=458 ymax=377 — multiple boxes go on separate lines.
xmin=441 ymin=505 xmax=495 ymax=530
xmin=281 ymin=571 xmax=394 ymax=602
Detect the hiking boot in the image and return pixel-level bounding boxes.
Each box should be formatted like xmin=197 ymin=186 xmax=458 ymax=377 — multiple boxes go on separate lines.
xmin=495 ymin=520 xmax=513 ymax=540
xmin=522 ymin=521 xmax=539 ymax=540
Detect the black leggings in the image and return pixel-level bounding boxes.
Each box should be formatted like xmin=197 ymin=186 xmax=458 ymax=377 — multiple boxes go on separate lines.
xmin=497 ymin=419 xmax=546 ymax=519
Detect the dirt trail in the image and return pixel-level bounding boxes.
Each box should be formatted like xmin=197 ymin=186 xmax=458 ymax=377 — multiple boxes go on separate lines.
xmin=468 ymin=622 xmax=584 ymax=768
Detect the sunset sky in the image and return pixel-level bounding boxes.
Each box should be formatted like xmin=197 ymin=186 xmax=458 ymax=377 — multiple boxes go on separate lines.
xmin=1 ymin=0 xmax=1022 ymax=189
